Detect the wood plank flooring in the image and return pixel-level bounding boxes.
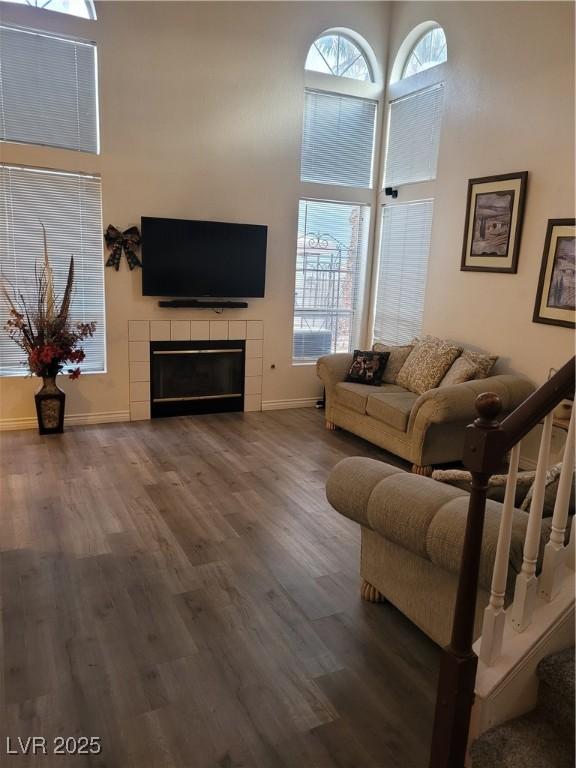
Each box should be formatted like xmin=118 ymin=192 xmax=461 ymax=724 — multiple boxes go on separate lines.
xmin=0 ymin=408 xmax=440 ymax=768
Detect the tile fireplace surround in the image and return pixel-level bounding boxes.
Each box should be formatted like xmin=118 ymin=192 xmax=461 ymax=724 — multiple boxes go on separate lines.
xmin=128 ymin=319 xmax=264 ymax=421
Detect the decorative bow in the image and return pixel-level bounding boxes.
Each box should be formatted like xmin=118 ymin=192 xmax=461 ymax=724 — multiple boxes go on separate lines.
xmin=104 ymin=225 xmax=142 ymax=271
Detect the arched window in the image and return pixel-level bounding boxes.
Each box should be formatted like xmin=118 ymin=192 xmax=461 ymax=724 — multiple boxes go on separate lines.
xmin=305 ymin=33 xmax=372 ymax=82
xmin=293 ymin=31 xmax=380 ymax=363
xmin=3 ymin=0 xmax=96 ymax=19
xmin=372 ymin=24 xmax=447 ymax=346
xmin=402 ymin=25 xmax=447 ymax=79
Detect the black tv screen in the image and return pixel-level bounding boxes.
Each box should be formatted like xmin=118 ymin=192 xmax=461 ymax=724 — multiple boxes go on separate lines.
xmin=141 ymin=217 xmax=267 ymax=298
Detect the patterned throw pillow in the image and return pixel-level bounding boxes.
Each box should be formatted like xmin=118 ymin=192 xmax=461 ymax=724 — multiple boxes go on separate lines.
xmin=439 ymin=356 xmax=479 ymax=387
xmin=461 ymin=350 xmax=498 ymax=379
xmin=396 ymin=337 xmax=462 ymax=394
xmin=345 ymin=350 xmax=390 ymax=386
xmin=372 ymin=342 xmax=414 ymax=384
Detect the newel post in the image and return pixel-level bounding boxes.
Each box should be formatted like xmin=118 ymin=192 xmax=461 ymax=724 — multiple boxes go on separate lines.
xmin=429 ymin=393 xmax=504 ymax=768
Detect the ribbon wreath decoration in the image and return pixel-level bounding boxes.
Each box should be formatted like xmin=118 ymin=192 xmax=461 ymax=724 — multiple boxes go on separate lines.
xmin=104 ymin=225 xmax=142 ymax=271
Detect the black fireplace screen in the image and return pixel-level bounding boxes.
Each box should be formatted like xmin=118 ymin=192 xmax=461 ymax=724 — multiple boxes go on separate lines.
xmin=150 ymin=340 xmax=245 ymax=417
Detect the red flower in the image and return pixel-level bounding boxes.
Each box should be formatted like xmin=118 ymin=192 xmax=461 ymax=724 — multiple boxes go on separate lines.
xmin=68 ymin=367 xmax=81 ymax=380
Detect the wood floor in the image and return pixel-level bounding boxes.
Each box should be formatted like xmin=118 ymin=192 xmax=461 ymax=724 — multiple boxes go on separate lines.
xmin=0 ymin=408 xmax=440 ymax=768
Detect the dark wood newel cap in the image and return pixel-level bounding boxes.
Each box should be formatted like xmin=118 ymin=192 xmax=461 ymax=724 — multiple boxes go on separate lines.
xmin=474 ymin=392 xmax=502 ymax=429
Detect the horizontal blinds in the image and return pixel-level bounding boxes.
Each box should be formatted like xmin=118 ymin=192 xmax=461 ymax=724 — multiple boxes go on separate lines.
xmin=384 ymin=83 xmax=444 ymax=187
xmin=293 ymin=199 xmax=369 ymax=362
xmin=0 ymin=165 xmax=106 ymax=375
xmin=301 ymin=90 xmax=377 ymax=188
xmin=0 ymin=26 xmax=98 ymax=153
xmin=373 ymin=200 xmax=433 ymax=346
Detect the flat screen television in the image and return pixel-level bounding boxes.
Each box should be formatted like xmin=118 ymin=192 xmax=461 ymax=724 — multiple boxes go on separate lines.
xmin=141 ymin=216 xmax=267 ymax=298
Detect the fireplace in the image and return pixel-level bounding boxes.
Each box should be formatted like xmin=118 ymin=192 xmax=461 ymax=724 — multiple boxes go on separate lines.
xmin=150 ymin=339 xmax=245 ymax=418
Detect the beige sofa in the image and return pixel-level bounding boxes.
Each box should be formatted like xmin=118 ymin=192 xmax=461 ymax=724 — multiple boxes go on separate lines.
xmin=317 ymin=352 xmax=533 ymax=473
xmin=326 ymin=457 xmax=551 ymax=647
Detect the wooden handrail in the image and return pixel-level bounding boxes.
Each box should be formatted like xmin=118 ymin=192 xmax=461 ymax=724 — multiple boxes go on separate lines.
xmin=429 ymin=357 xmax=575 ymax=768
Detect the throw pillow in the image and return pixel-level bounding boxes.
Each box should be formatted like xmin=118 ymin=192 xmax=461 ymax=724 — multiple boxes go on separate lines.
xmin=461 ymin=350 xmax=498 ymax=379
xmin=345 ymin=350 xmax=390 ymax=386
xmin=372 ymin=342 xmax=414 ymax=384
xmin=396 ymin=337 xmax=462 ymax=395
xmin=519 ymin=462 xmax=575 ymax=518
xmin=439 ymin=356 xmax=479 ymax=387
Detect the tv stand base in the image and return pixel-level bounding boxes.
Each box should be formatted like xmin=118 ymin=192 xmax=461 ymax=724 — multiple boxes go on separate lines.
xmin=158 ymin=299 xmax=248 ymax=309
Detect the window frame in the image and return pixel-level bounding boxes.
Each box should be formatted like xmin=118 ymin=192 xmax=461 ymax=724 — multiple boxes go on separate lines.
xmin=2 ymin=0 xmax=96 ymax=20
xmin=0 ymin=1 xmax=105 ymax=381
xmin=292 ymin=30 xmax=383 ymax=366
xmin=367 ymin=28 xmax=448 ymax=348
xmin=401 ymin=26 xmax=447 ymax=80
xmin=305 ymin=31 xmax=374 ymax=82
xmin=0 ymin=163 xmax=107 ymax=377
xmin=293 ymin=197 xmax=371 ymax=364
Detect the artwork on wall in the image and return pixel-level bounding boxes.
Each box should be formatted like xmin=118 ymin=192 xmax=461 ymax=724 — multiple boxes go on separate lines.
xmin=533 ymin=219 xmax=575 ymax=328
xmin=461 ymin=171 xmax=528 ymax=273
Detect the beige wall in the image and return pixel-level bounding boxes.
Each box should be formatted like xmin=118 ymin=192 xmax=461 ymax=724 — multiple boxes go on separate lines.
xmin=385 ymin=1 xmax=574 ymax=385
xmin=0 ymin=1 xmax=389 ymax=423
xmin=0 ymin=0 xmax=574 ymax=426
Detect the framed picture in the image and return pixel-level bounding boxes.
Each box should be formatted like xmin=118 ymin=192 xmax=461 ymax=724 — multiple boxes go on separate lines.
xmin=461 ymin=171 xmax=528 ymax=273
xmin=533 ymin=219 xmax=575 ymax=328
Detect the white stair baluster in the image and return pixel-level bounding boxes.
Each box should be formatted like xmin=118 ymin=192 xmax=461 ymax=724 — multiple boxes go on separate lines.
xmin=511 ymin=411 xmax=554 ymax=632
xmin=479 ymin=441 xmax=522 ymax=665
xmin=539 ymin=407 xmax=576 ymax=600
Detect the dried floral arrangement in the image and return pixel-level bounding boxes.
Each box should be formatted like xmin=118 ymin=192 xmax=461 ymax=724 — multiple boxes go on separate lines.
xmin=1 ymin=227 xmax=96 ymax=380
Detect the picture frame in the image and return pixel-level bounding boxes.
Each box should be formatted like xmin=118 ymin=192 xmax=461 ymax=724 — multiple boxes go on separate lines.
xmin=533 ymin=219 xmax=575 ymax=328
xmin=461 ymin=171 xmax=528 ymax=273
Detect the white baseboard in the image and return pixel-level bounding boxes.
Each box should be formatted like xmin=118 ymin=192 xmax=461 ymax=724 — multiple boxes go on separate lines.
xmin=261 ymin=397 xmax=319 ymax=411
xmin=0 ymin=410 xmax=130 ymax=432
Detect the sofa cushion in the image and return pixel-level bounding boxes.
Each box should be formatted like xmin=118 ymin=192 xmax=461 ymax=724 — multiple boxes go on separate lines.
xmin=396 ymin=336 xmax=463 ymax=394
xmin=371 ymin=342 xmax=414 ymax=384
xmin=334 ymin=382 xmax=406 ymax=414
xmin=366 ymin=391 xmax=419 ymax=431
xmin=334 ymin=382 xmax=372 ymax=413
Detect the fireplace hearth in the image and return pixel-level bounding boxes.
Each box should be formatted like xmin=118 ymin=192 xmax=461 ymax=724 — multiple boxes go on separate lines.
xmin=150 ymin=339 xmax=245 ymax=418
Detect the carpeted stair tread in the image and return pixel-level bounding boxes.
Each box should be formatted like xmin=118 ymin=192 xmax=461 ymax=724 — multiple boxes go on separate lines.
xmin=537 ymin=647 xmax=575 ymax=740
xmin=470 ymin=712 xmax=575 ymax=768
xmin=537 ymin=647 xmax=575 ymax=705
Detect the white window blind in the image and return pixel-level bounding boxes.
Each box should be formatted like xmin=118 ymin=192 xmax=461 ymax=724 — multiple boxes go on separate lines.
xmin=293 ymin=199 xmax=369 ymax=362
xmin=0 ymin=165 xmax=106 ymax=376
xmin=384 ymin=83 xmax=444 ymax=187
xmin=373 ymin=200 xmax=433 ymax=346
xmin=0 ymin=26 xmax=98 ymax=153
xmin=301 ymin=90 xmax=377 ymax=188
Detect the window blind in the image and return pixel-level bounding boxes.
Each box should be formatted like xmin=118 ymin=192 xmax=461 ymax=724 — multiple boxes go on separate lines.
xmin=0 ymin=26 xmax=98 ymax=153
xmin=293 ymin=199 xmax=369 ymax=362
xmin=301 ymin=90 xmax=377 ymax=188
xmin=384 ymin=83 xmax=444 ymax=187
xmin=0 ymin=165 xmax=106 ymax=376
xmin=373 ymin=200 xmax=433 ymax=346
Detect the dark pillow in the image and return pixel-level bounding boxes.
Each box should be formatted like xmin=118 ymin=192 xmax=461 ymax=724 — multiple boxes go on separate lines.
xmin=345 ymin=350 xmax=390 ymax=386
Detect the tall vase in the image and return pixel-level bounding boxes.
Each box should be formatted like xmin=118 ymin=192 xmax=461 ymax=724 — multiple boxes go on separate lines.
xmin=34 ymin=375 xmax=65 ymax=435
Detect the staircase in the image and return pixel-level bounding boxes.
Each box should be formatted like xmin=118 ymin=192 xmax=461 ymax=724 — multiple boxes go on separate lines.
xmin=470 ymin=647 xmax=575 ymax=768
xmin=428 ymin=357 xmax=576 ymax=768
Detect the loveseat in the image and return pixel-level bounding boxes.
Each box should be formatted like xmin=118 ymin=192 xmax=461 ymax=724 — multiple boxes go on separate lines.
xmin=326 ymin=457 xmax=555 ymax=646
xmin=317 ymin=340 xmax=534 ymax=474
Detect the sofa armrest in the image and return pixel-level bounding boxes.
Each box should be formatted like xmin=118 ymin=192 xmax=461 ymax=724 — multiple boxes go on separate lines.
xmin=408 ymin=374 xmax=535 ymax=433
xmin=316 ymin=353 xmax=354 ymax=391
